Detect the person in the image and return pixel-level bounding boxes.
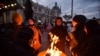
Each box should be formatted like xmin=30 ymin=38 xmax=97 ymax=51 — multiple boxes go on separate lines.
xmin=27 ymin=18 xmax=41 ymax=54
xmin=46 ymin=23 xmax=52 ymax=32
xmin=69 ymin=15 xmax=87 ymax=56
xmin=8 ymin=27 xmax=36 ymax=56
xmin=84 ymin=19 xmax=100 ymax=37
xmin=4 ymin=12 xmax=23 ymax=42
xmin=48 ymin=17 xmax=68 ymax=53
xmin=79 ymin=19 xmax=100 ymax=56
xmin=0 ymin=12 xmax=23 ymax=56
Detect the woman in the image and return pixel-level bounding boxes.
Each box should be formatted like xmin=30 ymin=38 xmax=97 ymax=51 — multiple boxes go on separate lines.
xmin=79 ymin=20 xmax=100 ymax=56
xmin=69 ymin=15 xmax=87 ymax=56
xmin=27 ymin=19 xmax=41 ymax=53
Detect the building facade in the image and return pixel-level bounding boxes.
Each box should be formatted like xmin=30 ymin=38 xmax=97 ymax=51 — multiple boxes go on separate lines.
xmin=0 ymin=0 xmax=61 ymax=24
xmin=0 ymin=0 xmax=27 ymax=24
xmin=31 ymin=1 xmax=61 ymax=24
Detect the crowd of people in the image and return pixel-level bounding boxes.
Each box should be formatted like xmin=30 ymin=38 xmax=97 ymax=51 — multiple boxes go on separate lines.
xmin=0 ymin=12 xmax=100 ymax=56
xmin=69 ymin=15 xmax=100 ymax=56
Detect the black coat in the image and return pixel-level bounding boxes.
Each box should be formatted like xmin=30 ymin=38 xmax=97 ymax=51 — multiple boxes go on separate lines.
xmin=79 ymin=35 xmax=100 ymax=56
xmin=4 ymin=23 xmax=22 ymax=41
xmin=49 ymin=26 xmax=68 ymax=53
xmin=8 ymin=40 xmax=36 ymax=56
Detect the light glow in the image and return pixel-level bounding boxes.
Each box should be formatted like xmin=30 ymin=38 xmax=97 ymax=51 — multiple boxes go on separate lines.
xmin=14 ymin=3 xmax=17 ymax=5
xmin=11 ymin=4 xmax=14 ymax=7
xmin=45 ymin=32 xmax=62 ymax=56
xmin=4 ymin=6 xmax=7 ymax=8
xmin=8 ymin=5 xmax=10 ymax=7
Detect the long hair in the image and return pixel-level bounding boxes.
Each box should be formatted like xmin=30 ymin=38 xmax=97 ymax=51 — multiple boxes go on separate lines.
xmin=72 ymin=15 xmax=87 ymax=44
xmin=85 ymin=19 xmax=100 ymax=37
xmin=73 ymin=15 xmax=87 ymax=26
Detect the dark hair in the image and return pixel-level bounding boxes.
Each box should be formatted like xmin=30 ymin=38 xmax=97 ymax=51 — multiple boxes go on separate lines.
xmin=55 ymin=17 xmax=62 ymax=22
xmin=28 ymin=18 xmax=35 ymax=23
xmin=27 ymin=18 xmax=36 ymax=27
xmin=17 ymin=27 xmax=34 ymax=41
xmin=55 ymin=17 xmax=63 ymax=26
xmin=85 ymin=19 xmax=100 ymax=36
xmin=72 ymin=15 xmax=87 ymax=44
xmin=73 ymin=15 xmax=87 ymax=25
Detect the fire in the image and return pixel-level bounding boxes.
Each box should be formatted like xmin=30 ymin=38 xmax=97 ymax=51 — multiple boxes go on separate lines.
xmin=37 ymin=32 xmax=66 ymax=56
xmin=45 ymin=32 xmax=62 ymax=56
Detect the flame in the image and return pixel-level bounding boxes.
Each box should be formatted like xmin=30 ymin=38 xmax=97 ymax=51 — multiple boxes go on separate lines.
xmin=45 ymin=32 xmax=62 ymax=56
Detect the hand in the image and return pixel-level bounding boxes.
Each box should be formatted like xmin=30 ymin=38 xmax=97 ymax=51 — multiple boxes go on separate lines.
xmin=66 ymin=36 xmax=70 ymax=42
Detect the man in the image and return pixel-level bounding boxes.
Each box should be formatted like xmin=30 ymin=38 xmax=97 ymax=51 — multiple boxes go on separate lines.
xmin=48 ymin=17 xmax=68 ymax=53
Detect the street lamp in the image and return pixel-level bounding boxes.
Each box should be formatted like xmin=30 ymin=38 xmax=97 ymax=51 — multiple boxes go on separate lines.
xmin=63 ymin=14 xmax=67 ymax=21
xmin=63 ymin=14 xmax=71 ymax=21
xmin=71 ymin=0 xmax=73 ymax=18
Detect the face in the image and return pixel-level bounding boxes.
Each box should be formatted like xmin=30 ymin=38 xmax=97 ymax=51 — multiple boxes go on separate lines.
xmin=29 ymin=39 xmax=34 ymax=49
xmin=84 ymin=26 xmax=87 ymax=34
xmin=56 ymin=19 xmax=62 ymax=26
xmin=72 ymin=20 xmax=77 ymax=27
xmin=28 ymin=19 xmax=34 ymax=25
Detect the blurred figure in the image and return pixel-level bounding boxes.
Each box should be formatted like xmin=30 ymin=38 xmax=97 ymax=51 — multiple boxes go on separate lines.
xmin=9 ymin=27 xmax=36 ymax=56
xmin=27 ymin=18 xmax=41 ymax=54
xmin=46 ymin=23 xmax=52 ymax=32
xmin=69 ymin=15 xmax=87 ymax=56
xmin=48 ymin=17 xmax=68 ymax=53
xmin=4 ymin=12 xmax=23 ymax=42
xmin=0 ymin=12 xmax=23 ymax=56
xmin=84 ymin=20 xmax=100 ymax=36
xmin=79 ymin=20 xmax=100 ymax=56
xmin=12 ymin=12 xmax=23 ymax=25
